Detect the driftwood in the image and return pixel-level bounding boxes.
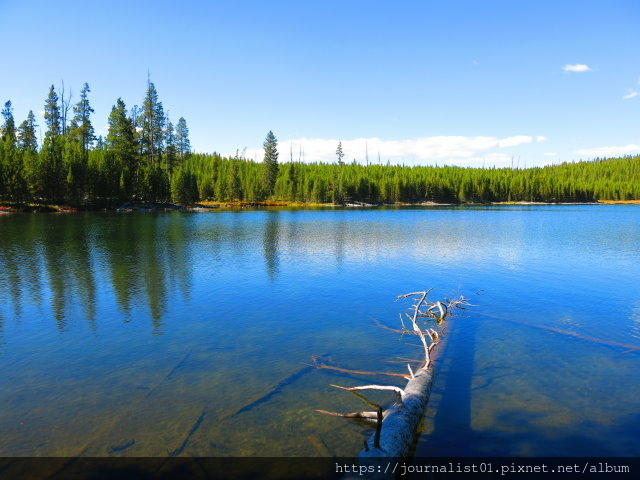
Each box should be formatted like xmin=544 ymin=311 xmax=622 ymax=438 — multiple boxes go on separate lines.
xmin=318 ymin=290 xmax=469 ymax=478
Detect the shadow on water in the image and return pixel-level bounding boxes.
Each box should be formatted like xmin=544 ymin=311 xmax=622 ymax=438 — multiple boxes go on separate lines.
xmin=417 ymin=313 xmax=479 ymax=457
xmin=419 ymin=308 xmax=640 ymax=457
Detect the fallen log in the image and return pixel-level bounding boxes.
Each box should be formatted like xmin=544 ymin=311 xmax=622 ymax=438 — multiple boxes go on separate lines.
xmin=319 ymin=290 xmax=469 ymax=479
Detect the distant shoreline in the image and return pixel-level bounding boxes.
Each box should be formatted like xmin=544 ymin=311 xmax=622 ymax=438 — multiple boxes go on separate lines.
xmin=1 ymin=199 xmax=639 ymax=214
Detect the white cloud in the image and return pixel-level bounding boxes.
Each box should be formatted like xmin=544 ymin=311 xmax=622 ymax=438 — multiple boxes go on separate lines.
xmin=243 ymin=135 xmax=542 ymax=167
xmin=543 ymin=152 xmax=557 ymax=157
xmin=562 ymin=64 xmax=591 ymax=72
xmin=536 ymin=136 xmax=547 ymax=143
xmin=498 ymin=136 xmax=534 ymax=147
xmin=575 ymin=144 xmax=640 ymax=157
xmin=623 ymin=89 xmax=638 ymax=100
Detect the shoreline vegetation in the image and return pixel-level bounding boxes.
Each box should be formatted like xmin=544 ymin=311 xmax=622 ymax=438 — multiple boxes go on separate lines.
xmin=1 ymin=82 xmax=639 ymax=212
xmin=1 ymin=199 xmax=639 ymax=214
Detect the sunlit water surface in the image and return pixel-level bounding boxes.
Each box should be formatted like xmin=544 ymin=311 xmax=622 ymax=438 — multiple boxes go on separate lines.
xmin=0 ymin=206 xmax=638 ymax=458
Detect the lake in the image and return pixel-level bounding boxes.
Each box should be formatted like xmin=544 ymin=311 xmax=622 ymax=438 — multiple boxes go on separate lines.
xmin=0 ymin=206 xmax=639 ymax=460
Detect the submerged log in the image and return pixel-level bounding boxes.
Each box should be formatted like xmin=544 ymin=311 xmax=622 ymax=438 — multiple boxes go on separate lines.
xmin=319 ymin=290 xmax=470 ymax=478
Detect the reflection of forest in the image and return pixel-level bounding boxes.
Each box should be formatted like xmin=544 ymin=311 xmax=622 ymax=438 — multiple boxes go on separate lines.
xmin=0 ymin=214 xmax=193 ymax=332
xmin=0 ymin=209 xmax=527 ymax=334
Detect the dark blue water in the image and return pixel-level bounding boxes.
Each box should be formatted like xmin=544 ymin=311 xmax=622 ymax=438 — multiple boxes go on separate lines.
xmin=0 ymin=206 xmax=638 ymax=457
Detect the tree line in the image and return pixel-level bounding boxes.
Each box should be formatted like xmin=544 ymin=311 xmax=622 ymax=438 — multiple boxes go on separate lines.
xmin=1 ymin=83 xmax=639 ymax=205
xmin=0 ymin=80 xmax=192 ymax=205
xmin=178 ymin=151 xmax=639 ymax=204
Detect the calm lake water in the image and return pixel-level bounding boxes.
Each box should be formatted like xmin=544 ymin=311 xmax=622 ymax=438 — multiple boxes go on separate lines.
xmin=0 ymin=206 xmax=639 ymax=458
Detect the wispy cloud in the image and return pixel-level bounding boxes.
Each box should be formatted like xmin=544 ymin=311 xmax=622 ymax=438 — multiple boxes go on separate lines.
xmin=243 ymin=135 xmax=545 ymax=167
xmin=623 ymin=89 xmax=638 ymax=100
xmin=562 ymin=64 xmax=591 ymax=73
xmin=575 ymin=144 xmax=640 ymax=157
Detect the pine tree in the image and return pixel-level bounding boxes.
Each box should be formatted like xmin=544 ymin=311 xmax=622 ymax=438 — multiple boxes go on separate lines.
xmin=44 ymin=85 xmax=61 ymax=139
xmin=336 ymin=141 xmax=344 ymax=165
xmin=72 ymin=83 xmax=95 ymax=152
xmin=1 ymin=101 xmax=16 ymax=143
xmin=107 ymin=98 xmax=137 ymax=198
xmin=18 ymin=111 xmax=39 ymax=199
xmin=333 ymin=141 xmax=346 ymax=203
xmin=261 ymin=130 xmax=279 ymax=199
xmin=62 ymin=132 xmax=86 ymax=204
xmin=164 ymin=117 xmax=177 ymax=176
xmin=140 ymin=80 xmax=165 ymax=165
xmin=17 ymin=111 xmax=38 ymax=152
xmin=1 ymin=101 xmax=17 ymax=199
xmin=227 ymin=159 xmax=242 ymax=200
xmin=171 ymin=166 xmax=199 ymax=204
xmin=42 ymin=85 xmax=65 ymax=201
xmin=175 ymin=117 xmax=191 ymax=159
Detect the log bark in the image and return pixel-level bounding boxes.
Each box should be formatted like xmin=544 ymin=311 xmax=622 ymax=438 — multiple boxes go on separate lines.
xmin=358 ymin=363 xmax=434 ymax=459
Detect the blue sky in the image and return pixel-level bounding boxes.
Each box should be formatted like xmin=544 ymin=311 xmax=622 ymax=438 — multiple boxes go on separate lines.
xmin=1 ymin=0 xmax=638 ymax=167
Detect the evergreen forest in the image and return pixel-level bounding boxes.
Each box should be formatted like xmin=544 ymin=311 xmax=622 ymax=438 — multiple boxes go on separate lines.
xmin=1 ymin=82 xmax=639 ymax=207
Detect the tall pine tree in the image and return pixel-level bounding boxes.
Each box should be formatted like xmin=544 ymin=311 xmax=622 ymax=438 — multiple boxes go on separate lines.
xmin=140 ymin=79 xmax=165 ymax=166
xmin=261 ymin=130 xmax=279 ymax=199
xmin=72 ymin=83 xmax=95 ymax=152
xmin=1 ymin=101 xmax=17 ymax=199
xmin=106 ymin=98 xmax=137 ymax=198
xmin=175 ymin=117 xmax=190 ymax=159
xmin=18 ymin=110 xmax=38 ymax=199
xmin=41 ymin=85 xmax=65 ymax=201
xmin=17 ymin=111 xmax=38 ymax=152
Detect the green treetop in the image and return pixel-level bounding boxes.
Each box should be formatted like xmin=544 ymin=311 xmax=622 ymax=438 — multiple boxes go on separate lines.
xmin=140 ymin=80 xmax=165 ymax=165
xmin=72 ymin=83 xmax=95 ymax=152
xmin=18 ymin=110 xmax=38 ymax=152
xmin=175 ymin=117 xmax=190 ymax=158
xmin=44 ymin=85 xmax=61 ymax=139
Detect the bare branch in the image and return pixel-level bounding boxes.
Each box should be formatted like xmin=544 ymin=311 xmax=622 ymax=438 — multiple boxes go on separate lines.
xmin=331 ymin=384 xmax=405 ymax=396
xmin=397 ymin=288 xmax=433 ymax=299
xmin=407 ymin=363 xmax=414 ymax=379
xmin=315 ymin=409 xmax=378 ymax=420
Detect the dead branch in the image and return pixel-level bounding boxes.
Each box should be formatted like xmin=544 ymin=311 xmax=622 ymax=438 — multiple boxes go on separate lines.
xmin=331 ymin=384 xmax=405 ymax=396
xmin=315 ymin=409 xmax=378 ymax=420
xmin=407 ymin=363 xmax=414 ymax=379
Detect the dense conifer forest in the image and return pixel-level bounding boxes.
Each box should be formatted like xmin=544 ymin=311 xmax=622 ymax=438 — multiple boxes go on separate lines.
xmin=1 ymin=82 xmax=638 ymax=207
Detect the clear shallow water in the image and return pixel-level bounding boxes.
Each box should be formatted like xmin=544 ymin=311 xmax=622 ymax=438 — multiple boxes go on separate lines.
xmin=0 ymin=206 xmax=638 ymax=457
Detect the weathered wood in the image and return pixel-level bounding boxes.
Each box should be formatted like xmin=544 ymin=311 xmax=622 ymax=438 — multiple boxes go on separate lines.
xmin=321 ymin=290 xmax=470 ymax=479
xmin=358 ymin=363 xmax=434 ymax=455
